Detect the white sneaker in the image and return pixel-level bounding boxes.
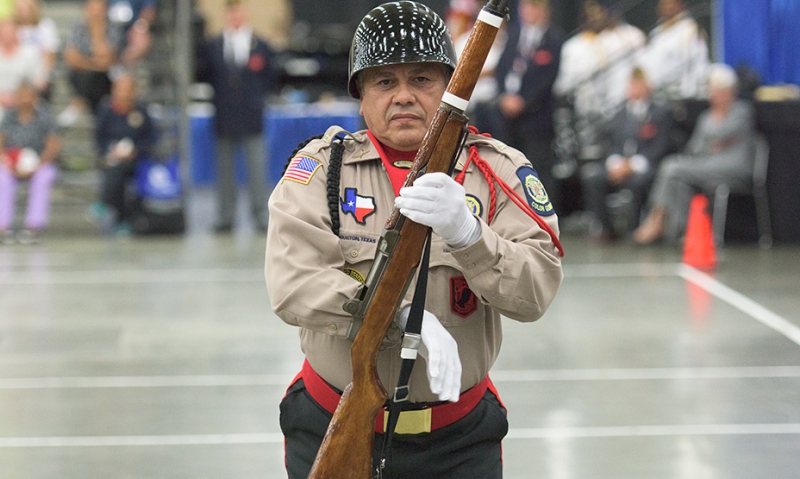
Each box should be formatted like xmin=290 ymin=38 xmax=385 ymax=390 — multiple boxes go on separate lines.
xmin=17 ymin=229 xmax=40 ymax=245
xmin=0 ymin=230 xmax=15 ymax=245
xmin=57 ymin=104 xmax=83 ymax=127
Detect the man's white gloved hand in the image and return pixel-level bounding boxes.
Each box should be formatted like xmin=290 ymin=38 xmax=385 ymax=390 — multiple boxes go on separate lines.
xmin=399 ymin=305 xmax=461 ymax=402
xmin=395 ymin=172 xmax=481 ymax=249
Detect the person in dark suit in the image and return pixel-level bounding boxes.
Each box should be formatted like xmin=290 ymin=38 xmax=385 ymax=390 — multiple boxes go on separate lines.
xmin=200 ymin=0 xmax=274 ymax=233
xmin=490 ymin=0 xmax=565 ymax=211
xmin=581 ymin=67 xmax=673 ymax=240
xmin=94 ymin=73 xmax=156 ymax=234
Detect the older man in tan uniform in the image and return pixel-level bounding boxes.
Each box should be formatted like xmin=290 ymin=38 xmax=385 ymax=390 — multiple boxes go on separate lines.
xmin=265 ymin=2 xmax=563 ymax=478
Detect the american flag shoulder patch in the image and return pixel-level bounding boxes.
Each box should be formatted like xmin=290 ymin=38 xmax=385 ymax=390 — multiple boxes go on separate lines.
xmin=282 ymin=155 xmax=322 ymax=185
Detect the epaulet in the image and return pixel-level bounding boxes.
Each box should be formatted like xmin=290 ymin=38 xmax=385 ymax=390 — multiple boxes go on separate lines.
xmin=321 ymin=125 xmax=353 ymax=144
xmin=296 ymin=126 xmax=356 ymax=158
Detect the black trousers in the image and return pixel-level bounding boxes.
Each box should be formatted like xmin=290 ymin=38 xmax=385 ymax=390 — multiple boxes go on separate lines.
xmin=280 ymin=379 xmax=508 ymax=479
xmin=68 ymin=69 xmax=112 ymax=114
xmin=581 ymin=161 xmax=655 ymax=232
xmin=101 ymin=161 xmax=137 ymax=223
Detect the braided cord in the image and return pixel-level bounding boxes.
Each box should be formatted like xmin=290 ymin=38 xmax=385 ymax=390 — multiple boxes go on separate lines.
xmin=326 ymin=136 xmax=345 ymax=237
xmin=456 ymin=127 xmax=565 ymax=257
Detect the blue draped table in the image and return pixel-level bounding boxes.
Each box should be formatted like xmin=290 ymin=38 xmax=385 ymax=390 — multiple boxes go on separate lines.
xmin=190 ymin=102 xmax=362 ymax=186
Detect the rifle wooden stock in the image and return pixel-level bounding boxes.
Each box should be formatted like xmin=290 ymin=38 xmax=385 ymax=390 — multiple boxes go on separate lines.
xmin=308 ymin=3 xmax=508 ymax=478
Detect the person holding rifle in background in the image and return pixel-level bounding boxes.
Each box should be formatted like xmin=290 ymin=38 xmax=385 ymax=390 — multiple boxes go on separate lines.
xmin=265 ymin=2 xmax=563 ymax=478
xmin=640 ymin=0 xmax=709 ymax=101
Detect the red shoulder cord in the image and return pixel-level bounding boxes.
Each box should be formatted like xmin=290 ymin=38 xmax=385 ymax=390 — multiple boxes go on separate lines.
xmin=454 ymin=126 xmax=565 ymax=257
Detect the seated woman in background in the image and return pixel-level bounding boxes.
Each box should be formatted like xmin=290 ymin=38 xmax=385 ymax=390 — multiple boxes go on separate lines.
xmin=632 ymin=63 xmax=755 ymax=245
xmin=0 ymin=81 xmax=60 ymax=244
xmin=94 ymin=73 xmax=155 ymax=234
xmin=0 ymin=18 xmax=46 ymax=119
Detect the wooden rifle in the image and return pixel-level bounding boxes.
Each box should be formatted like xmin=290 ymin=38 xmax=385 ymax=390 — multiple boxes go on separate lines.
xmin=307 ymin=2 xmax=510 ymax=477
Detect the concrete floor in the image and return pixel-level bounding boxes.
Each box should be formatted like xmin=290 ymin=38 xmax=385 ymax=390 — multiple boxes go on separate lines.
xmin=1 ymin=196 xmax=799 ymax=479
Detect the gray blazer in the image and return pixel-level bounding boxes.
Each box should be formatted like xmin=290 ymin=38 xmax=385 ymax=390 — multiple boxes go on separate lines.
xmin=685 ymin=100 xmax=755 ymax=189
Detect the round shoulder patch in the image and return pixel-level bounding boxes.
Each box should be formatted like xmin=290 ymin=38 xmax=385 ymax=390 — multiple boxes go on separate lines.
xmin=465 ymin=194 xmax=483 ymax=218
xmin=516 ymin=166 xmax=555 ymax=217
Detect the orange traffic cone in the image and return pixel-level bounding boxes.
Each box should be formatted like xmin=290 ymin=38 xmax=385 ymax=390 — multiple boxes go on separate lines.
xmin=683 ymin=194 xmax=717 ymax=270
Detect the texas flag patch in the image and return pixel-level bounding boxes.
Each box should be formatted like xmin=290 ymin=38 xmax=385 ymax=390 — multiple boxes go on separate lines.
xmin=282 ymin=155 xmax=321 ymax=185
xmin=341 ymin=188 xmax=376 ymax=224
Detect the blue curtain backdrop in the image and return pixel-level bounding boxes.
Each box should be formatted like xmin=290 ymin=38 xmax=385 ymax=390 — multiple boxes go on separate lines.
xmin=721 ymin=0 xmax=800 ymax=85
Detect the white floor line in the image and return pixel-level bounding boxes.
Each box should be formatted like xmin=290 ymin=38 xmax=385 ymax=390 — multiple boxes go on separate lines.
xmin=562 ymin=263 xmax=680 ymax=278
xmin=0 ymin=252 xmax=75 ymax=267
xmin=3 ymin=424 xmax=800 ymax=448
xmin=0 ymin=268 xmax=264 ymax=285
xmin=489 ymin=365 xmax=800 ymax=382
xmin=0 ymin=374 xmax=296 ymax=389
xmin=0 ymin=433 xmax=284 ymax=448
xmin=506 ymin=423 xmax=800 ymax=439
xmin=3 ymin=366 xmax=799 ymax=390
xmin=678 ymin=264 xmax=800 ymax=347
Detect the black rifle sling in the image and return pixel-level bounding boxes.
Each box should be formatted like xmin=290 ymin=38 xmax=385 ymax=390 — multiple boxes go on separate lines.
xmin=377 ymin=230 xmax=432 ymax=478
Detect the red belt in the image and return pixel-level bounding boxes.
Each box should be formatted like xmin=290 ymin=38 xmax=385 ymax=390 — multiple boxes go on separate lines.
xmin=291 ymin=359 xmax=495 ymax=434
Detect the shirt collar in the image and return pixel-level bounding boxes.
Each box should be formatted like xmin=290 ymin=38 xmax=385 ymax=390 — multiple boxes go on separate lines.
xmin=341 ymin=130 xmax=380 ymax=165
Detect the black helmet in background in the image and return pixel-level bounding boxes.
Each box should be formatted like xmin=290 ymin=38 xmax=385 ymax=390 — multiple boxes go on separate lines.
xmin=348 ymin=1 xmax=458 ymax=99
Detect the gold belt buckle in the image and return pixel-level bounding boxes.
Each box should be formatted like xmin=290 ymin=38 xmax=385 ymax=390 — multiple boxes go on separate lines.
xmin=382 ymin=408 xmax=432 ymax=434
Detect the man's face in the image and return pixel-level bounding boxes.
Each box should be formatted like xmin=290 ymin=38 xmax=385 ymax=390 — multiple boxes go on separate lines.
xmin=657 ymin=0 xmax=684 ymax=19
xmin=0 ymin=20 xmax=16 ymax=46
xmin=112 ymin=76 xmax=137 ymax=110
xmin=226 ymin=5 xmax=246 ymax=30
xmin=17 ymin=85 xmax=37 ymax=109
xmin=583 ymin=0 xmax=609 ymax=33
xmin=359 ymin=62 xmax=448 ymax=152
xmin=519 ymin=2 xmax=546 ymax=26
xmin=628 ymin=78 xmax=650 ymax=102
xmin=85 ymin=0 xmax=107 ymax=21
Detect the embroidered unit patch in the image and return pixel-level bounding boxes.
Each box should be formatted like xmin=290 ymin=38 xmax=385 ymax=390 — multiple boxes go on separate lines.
xmin=516 ymin=166 xmax=554 ymax=216
xmin=450 ymin=276 xmax=478 ymax=318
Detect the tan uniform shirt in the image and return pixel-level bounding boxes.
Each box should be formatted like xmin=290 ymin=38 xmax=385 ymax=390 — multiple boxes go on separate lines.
xmin=265 ymin=126 xmax=563 ymax=403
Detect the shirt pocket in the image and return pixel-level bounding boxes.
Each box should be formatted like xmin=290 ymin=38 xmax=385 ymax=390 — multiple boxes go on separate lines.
xmin=427 ymin=236 xmax=481 ymax=326
xmin=338 ymin=233 xmax=379 ymax=284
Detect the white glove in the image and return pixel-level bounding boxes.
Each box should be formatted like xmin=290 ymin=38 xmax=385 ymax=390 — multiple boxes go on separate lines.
xmin=399 ymin=305 xmax=462 ymax=402
xmin=395 ymin=172 xmax=481 ymax=249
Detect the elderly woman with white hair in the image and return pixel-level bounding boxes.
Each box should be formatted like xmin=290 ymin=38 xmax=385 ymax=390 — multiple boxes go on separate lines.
xmin=632 ymin=63 xmax=756 ymax=244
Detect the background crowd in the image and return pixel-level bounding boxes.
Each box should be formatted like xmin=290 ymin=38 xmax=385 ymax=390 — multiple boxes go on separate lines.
xmin=0 ymin=0 xmax=772 ymax=247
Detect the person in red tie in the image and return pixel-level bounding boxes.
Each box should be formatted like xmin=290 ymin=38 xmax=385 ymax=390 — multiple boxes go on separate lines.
xmin=197 ymin=0 xmax=275 ymax=233
xmin=580 ymin=67 xmax=673 ymax=241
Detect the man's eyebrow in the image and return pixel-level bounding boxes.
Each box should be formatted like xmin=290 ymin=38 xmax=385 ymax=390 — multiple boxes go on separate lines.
xmin=367 ymin=70 xmax=398 ymax=80
xmin=407 ymin=66 xmax=441 ymax=76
